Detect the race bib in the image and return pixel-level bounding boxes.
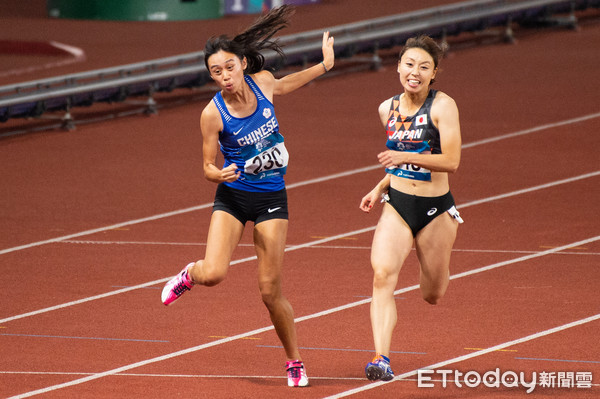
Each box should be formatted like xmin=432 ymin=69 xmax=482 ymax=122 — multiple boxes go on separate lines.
xmin=241 ymin=132 xmax=289 ymax=181
xmin=386 ymin=163 xmax=432 ymax=181
xmin=385 ymin=138 xmax=432 ymax=181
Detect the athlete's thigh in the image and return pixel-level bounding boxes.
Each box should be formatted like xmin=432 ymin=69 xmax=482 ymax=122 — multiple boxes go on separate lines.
xmin=371 ymin=204 xmax=414 ymax=274
xmin=204 ymin=210 xmax=245 ymax=271
xmin=253 ymin=218 xmax=288 ymax=280
xmin=415 ymin=212 xmax=458 ymax=279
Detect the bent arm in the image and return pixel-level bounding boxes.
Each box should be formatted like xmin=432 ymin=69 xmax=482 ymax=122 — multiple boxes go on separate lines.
xmin=201 ymin=103 xmax=240 ymax=183
xmin=430 ymin=94 xmax=461 ymax=172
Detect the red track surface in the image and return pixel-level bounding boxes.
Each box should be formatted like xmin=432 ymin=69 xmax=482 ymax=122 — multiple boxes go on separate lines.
xmin=1 ymin=1 xmax=599 ymax=398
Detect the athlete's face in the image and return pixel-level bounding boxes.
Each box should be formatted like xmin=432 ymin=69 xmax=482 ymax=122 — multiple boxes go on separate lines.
xmin=398 ymin=48 xmax=437 ymax=94
xmin=208 ymin=50 xmax=247 ymax=92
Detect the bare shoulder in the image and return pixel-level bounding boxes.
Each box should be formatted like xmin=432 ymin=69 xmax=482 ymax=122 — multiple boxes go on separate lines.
xmin=201 ymin=99 xmax=218 ymax=120
xmin=431 ymin=90 xmax=461 ymax=137
xmin=251 ymin=70 xmax=275 ymax=88
xmin=252 ymin=70 xmax=275 ymax=83
xmin=378 ymin=96 xmax=394 ymax=115
xmin=250 ymin=70 xmax=275 ymax=99
xmin=379 ymin=96 xmax=394 ymax=111
xmin=376 ymin=96 xmax=394 ymax=124
xmin=200 ymin=99 xmax=222 ymax=135
xmin=432 ymin=91 xmax=458 ymax=112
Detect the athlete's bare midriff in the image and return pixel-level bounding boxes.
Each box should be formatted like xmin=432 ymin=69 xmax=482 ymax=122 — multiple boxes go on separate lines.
xmin=390 ymin=172 xmax=450 ymax=197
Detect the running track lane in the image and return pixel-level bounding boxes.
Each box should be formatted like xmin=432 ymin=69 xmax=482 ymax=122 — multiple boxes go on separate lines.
xmin=5 ymin=235 xmax=598 ymax=398
xmin=2 ymin=20 xmax=600 ymax=396
xmin=1 ymin=112 xmax=598 ymax=325
xmin=2 ymin=161 xmax=599 ymax=397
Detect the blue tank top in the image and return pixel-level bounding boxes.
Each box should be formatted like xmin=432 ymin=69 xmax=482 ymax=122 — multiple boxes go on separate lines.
xmin=384 ymin=89 xmax=440 ymax=181
xmin=213 ymin=75 xmax=288 ymax=192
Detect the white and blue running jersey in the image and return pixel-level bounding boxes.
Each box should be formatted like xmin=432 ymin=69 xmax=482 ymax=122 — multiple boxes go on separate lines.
xmin=213 ymin=75 xmax=288 ymax=192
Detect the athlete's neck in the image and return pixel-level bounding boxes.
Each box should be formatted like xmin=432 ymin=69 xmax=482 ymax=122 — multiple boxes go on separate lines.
xmin=401 ymin=90 xmax=428 ymax=115
xmin=222 ymin=79 xmax=257 ymax=118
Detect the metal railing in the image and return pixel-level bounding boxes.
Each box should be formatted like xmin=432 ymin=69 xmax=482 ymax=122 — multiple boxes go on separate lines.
xmin=0 ymin=0 xmax=595 ymax=124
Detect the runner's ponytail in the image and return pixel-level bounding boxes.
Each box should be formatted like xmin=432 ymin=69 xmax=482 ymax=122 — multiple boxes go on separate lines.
xmin=204 ymin=5 xmax=294 ymax=74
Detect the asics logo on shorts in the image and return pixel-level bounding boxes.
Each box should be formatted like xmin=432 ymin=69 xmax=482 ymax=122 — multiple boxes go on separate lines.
xmin=427 ymin=208 xmax=438 ymax=216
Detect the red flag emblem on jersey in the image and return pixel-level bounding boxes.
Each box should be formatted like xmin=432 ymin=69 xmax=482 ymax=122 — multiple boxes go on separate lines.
xmin=415 ymin=114 xmax=427 ymax=126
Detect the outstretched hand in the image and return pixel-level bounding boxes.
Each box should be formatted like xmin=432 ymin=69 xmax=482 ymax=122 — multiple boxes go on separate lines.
xmin=322 ymin=31 xmax=335 ymax=71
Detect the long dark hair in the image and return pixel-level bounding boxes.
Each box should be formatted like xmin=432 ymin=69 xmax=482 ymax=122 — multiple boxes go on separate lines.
xmin=204 ymin=5 xmax=295 ymax=74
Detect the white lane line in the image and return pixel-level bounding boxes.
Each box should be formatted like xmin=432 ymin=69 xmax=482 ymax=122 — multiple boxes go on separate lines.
xmin=324 ymin=313 xmax=600 ymax=398
xmin=0 ymin=203 xmax=213 ymax=256
xmin=0 ymin=371 xmax=364 ymax=381
xmin=1 ymin=171 xmax=597 ymax=325
xmin=293 ymin=236 xmax=600 ymax=324
xmin=6 ymin=235 xmax=598 ymax=398
xmin=0 ymin=227 xmax=375 ymax=325
xmin=458 ymin=171 xmax=600 ymax=208
xmin=60 ymin=241 xmax=600 ymax=256
xmin=2 ymin=112 xmax=597 ymax=257
xmin=462 ymin=112 xmax=600 ymax=149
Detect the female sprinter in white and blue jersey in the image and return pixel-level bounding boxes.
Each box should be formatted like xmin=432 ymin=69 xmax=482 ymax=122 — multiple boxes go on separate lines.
xmin=161 ymin=5 xmax=334 ymax=387
xmin=359 ymin=35 xmax=463 ymax=381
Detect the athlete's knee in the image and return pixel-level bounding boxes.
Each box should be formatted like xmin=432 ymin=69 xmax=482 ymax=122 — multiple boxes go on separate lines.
xmin=189 ymin=260 xmax=227 ymax=286
xmin=421 ymin=286 xmax=447 ymax=305
xmin=372 ymin=265 xmax=398 ymax=291
xmin=258 ymin=278 xmax=281 ymax=308
xmin=423 ymin=292 xmax=442 ymax=305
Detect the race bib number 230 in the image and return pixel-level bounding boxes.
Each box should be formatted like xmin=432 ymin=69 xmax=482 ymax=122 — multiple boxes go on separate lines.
xmin=241 ymin=133 xmax=289 ymax=181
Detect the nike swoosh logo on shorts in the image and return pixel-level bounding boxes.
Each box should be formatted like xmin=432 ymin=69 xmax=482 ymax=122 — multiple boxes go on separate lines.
xmin=268 ymin=207 xmax=282 ymax=213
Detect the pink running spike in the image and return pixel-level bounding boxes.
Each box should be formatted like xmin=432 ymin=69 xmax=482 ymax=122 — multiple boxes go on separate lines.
xmin=161 ymin=263 xmax=194 ymax=305
xmin=286 ymin=360 xmax=309 ymax=387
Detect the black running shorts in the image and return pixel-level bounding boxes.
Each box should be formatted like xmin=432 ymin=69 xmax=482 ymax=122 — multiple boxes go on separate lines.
xmin=213 ymin=183 xmax=288 ymax=225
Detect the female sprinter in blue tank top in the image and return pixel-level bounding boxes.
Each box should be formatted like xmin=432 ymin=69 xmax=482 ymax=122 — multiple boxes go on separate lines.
xmin=359 ymin=35 xmax=463 ymax=381
xmin=161 ymin=5 xmax=334 ymax=387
